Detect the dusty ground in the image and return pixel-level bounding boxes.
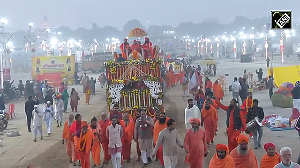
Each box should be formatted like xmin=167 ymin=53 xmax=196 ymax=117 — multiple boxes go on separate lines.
xmin=2 ymin=55 xmax=300 ymax=168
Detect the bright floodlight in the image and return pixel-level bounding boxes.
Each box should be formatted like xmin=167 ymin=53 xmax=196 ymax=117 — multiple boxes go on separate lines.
xmin=259 ymin=33 xmax=264 ymax=38
xmin=252 ymin=27 xmax=254 ymax=30
xmin=249 ymin=34 xmax=254 ymax=39
xmin=29 ymin=23 xmax=33 ymax=27
xmin=50 ymin=37 xmax=58 ymax=47
xmin=0 ymin=18 xmax=7 ymax=24
xmin=215 ymin=37 xmax=219 ymax=41
xmin=230 ymin=37 xmax=235 ymax=41
xmin=269 ymin=30 xmax=276 ymax=37
xmin=6 ymin=42 xmax=13 ymax=48
xmin=284 ymin=30 xmax=289 ymax=34
xmin=57 ymin=32 xmax=62 ymax=35
xmin=242 ymin=35 xmax=247 ymax=39
xmin=242 ymin=27 xmax=245 ymax=30
xmin=68 ymin=39 xmax=75 ymax=43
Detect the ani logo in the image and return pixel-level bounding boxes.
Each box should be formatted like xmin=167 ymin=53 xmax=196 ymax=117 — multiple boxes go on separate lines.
xmin=271 ymin=11 xmax=292 ymax=29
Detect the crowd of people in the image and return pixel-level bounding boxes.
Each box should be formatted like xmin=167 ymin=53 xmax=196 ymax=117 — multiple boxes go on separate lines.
xmin=181 ymin=65 xmax=300 ymax=168
xmin=52 ymin=68 xmax=299 ymax=168
xmin=19 ymin=62 xmax=300 ymax=168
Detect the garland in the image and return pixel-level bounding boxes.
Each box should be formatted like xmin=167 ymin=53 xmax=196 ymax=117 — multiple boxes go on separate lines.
xmin=104 ymin=59 xmax=162 ymax=68
xmin=78 ymin=130 xmax=87 ymax=151
xmin=109 ymin=75 xmax=162 ymax=84
xmin=246 ymin=97 xmax=253 ymax=110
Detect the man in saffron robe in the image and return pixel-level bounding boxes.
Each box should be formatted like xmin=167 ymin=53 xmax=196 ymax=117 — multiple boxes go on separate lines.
xmin=153 ymin=112 xmax=169 ymax=166
xmin=62 ymin=114 xmax=76 ymax=164
xmin=169 ymin=68 xmax=175 ymax=87
xmin=142 ymin=37 xmax=153 ymax=59
xmin=230 ymin=134 xmax=258 ymax=168
xmin=201 ymin=101 xmax=218 ymax=144
xmin=122 ymin=112 xmax=134 ymax=163
xmin=260 ymin=143 xmax=281 ymax=168
xmin=89 ymin=116 xmax=101 ymax=167
xmin=209 ymin=144 xmax=235 ymax=168
xmin=131 ymin=40 xmax=142 ymax=54
xmin=241 ymin=89 xmax=253 ymax=121
xmin=120 ymin=38 xmax=131 ymax=60
xmin=203 ymin=96 xmax=219 ymax=111
xmin=241 ymin=89 xmax=254 ymax=136
xmin=184 ymin=118 xmax=208 ymax=168
xmin=212 ymin=80 xmax=224 ymax=101
xmin=99 ymin=112 xmax=111 ymax=164
xmin=69 ymin=114 xmax=83 ymax=166
xmin=77 ymin=121 xmax=93 ymax=168
xmin=205 ymin=77 xmax=213 ymax=90
xmin=215 ymin=98 xmax=246 ymax=152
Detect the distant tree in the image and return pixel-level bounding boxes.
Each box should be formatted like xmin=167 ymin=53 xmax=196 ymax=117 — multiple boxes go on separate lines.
xmin=92 ymin=23 xmax=98 ymax=30
xmin=123 ymin=19 xmax=145 ymax=35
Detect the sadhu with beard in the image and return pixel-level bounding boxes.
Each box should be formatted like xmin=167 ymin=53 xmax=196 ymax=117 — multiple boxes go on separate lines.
xmin=184 ymin=118 xmax=208 ymax=168
xmin=98 ymin=112 xmax=111 ymax=164
xmin=260 ymin=143 xmax=281 ymax=168
xmin=209 ymin=144 xmax=235 ymax=168
xmin=88 ymin=116 xmax=102 ymax=168
xmin=215 ymin=98 xmax=246 ymax=152
xmin=201 ymin=101 xmax=218 ymax=145
xmin=230 ymin=134 xmax=258 ymax=168
xmin=153 ymin=112 xmax=170 ymax=166
xmin=77 ymin=121 xmax=93 ymax=168
xmin=121 ymin=112 xmax=134 ymax=163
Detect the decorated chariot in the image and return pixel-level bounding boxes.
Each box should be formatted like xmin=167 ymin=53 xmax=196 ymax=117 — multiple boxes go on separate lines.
xmin=105 ymin=28 xmax=164 ymax=117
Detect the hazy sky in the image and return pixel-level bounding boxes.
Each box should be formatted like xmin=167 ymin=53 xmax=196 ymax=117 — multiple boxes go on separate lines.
xmin=0 ymin=0 xmax=299 ymax=31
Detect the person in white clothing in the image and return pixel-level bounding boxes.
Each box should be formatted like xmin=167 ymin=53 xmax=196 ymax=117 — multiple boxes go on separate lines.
xmin=44 ymin=101 xmax=54 ymax=136
xmin=107 ymin=116 xmax=123 ymax=168
xmin=231 ymin=77 xmax=241 ymax=105
xmin=274 ymin=147 xmax=300 ymax=168
xmin=32 ymin=105 xmax=43 ymax=142
xmin=55 ymin=94 xmax=64 ymax=127
xmin=185 ymin=99 xmax=201 ymax=129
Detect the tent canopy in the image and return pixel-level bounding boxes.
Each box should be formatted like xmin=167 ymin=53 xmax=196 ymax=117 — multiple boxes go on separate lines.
xmin=268 ymin=65 xmax=300 ymax=87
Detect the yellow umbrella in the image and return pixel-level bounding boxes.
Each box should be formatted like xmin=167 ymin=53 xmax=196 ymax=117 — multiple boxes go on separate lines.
xmin=128 ymin=28 xmax=148 ymax=37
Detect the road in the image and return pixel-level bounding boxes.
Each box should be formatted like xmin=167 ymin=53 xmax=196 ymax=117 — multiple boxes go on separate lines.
xmin=0 ymin=55 xmax=299 ymax=168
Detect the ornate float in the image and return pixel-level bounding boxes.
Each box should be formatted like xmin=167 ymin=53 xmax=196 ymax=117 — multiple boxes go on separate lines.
xmin=105 ymin=28 xmax=164 ymax=117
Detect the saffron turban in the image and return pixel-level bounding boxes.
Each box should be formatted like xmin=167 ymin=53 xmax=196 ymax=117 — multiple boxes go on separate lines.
xmin=264 ymin=143 xmax=276 ymax=151
xmin=236 ymin=134 xmax=249 ymax=144
xmin=189 ymin=118 xmax=201 ymax=125
xmin=216 ymin=144 xmax=228 ymax=152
